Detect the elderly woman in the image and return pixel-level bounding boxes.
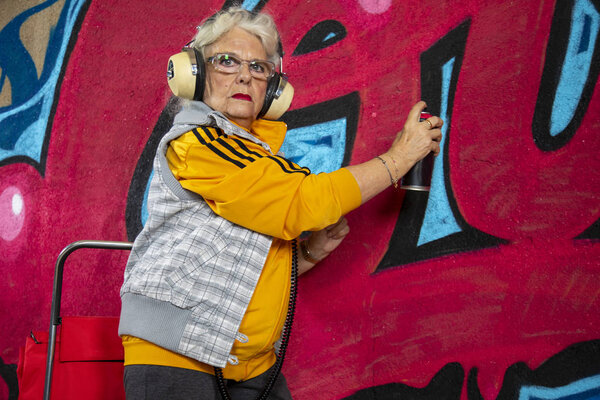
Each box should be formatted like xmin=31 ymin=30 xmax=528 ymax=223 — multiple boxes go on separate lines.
xmin=119 ymin=7 xmax=442 ymax=400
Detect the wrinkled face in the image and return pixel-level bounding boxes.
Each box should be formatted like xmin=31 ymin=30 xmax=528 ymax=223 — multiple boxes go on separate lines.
xmin=202 ymin=27 xmax=268 ymax=129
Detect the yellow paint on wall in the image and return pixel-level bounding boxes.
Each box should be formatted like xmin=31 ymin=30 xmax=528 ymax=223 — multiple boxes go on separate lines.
xmin=0 ymin=0 xmax=42 ymax=29
xmin=0 ymin=1 xmax=44 ymax=107
xmin=20 ymin=0 xmax=66 ymax=78
xmin=0 ymin=0 xmax=65 ymax=107
xmin=0 ymin=67 xmax=12 ymax=107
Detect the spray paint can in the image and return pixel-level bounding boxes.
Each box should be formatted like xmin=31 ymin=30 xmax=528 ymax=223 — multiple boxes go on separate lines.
xmin=400 ymin=111 xmax=434 ymax=191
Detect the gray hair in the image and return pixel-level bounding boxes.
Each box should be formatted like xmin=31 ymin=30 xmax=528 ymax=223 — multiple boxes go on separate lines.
xmin=191 ymin=7 xmax=281 ymax=66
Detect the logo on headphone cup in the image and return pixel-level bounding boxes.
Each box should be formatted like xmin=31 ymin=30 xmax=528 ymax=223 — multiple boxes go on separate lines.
xmin=167 ymin=60 xmax=174 ymax=80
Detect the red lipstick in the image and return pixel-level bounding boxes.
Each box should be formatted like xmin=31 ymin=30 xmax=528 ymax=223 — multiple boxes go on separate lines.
xmin=232 ymin=93 xmax=252 ymax=101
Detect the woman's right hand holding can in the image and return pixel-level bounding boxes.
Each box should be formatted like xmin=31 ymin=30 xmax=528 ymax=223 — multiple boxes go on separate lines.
xmin=345 ymin=101 xmax=443 ymax=204
xmin=385 ymin=101 xmax=443 ymax=170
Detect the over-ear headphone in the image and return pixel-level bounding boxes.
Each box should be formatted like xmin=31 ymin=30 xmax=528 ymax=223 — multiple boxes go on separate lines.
xmin=166 ymin=39 xmax=294 ymax=120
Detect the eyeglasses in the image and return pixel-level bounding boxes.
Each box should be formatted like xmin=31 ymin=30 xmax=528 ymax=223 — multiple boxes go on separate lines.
xmin=206 ymin=53 xmax=276 ymax=80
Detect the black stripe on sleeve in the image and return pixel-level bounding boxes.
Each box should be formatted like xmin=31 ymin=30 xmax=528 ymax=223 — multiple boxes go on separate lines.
xmin=215 ymin=137 xmax=259 ymax=163
xmin=200 ymin=126 xmax=220 ymax=141
xmin=192 ymin=128 xmax=208 ymax=145
xmin=206 ymin=142 xmax=247 ymax=169
xmin=192 ymin=128 xmax=246 ymax=169
xmin=267 ymin=156 xmax=310 ymax=176
xmin=274 ymin=155 xmax=311 ymax=174
xmin=192 ymin=127 xmax=226 ymax=145
xmin=230 ymin=137 xmax=265 ymax=159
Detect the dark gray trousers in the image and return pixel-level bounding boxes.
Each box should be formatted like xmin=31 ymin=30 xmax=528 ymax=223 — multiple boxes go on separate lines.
xmin=124 ymin=364 xmax=293 ymax=400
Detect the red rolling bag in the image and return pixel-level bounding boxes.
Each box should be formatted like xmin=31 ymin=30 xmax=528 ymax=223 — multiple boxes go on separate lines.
xmin=16 ymin=240 xmax=132 ymax=400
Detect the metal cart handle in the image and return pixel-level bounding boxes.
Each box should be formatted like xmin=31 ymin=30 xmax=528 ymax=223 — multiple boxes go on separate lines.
xmin=43 ymin=240 xmax=132 ymax=400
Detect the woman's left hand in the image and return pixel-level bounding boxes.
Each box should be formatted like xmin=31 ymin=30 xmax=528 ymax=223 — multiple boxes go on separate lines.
xmin=298 ymin=217 xmax=350 ymax=274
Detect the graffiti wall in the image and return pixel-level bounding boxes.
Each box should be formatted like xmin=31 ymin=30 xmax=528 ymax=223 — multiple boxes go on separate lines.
xmin=1 ymin=0 xmax=599 ymax=399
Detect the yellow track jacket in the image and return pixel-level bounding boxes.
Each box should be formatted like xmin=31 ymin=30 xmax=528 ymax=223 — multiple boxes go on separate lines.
xmin=124 ymin=117 xmax=361 ymax=381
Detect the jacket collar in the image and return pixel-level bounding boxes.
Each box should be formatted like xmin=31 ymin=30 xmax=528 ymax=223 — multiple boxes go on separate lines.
xmin=173 ymin=100 xmax=287 ymax=155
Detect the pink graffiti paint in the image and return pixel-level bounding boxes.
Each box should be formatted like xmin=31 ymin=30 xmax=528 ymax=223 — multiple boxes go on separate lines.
xmin=0 ymin=186 xmax=24 ymax=241
xmin=358 ymin=0 xmax=392 ymax=14
xmin=0 ymin=1 xmax=598 ymax=399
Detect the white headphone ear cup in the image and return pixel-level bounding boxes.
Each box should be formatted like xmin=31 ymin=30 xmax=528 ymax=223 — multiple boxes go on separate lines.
xmin=261 ymin=76 xmax=294 ymax=120
xmin=167 ymin=49 xmax=203 ymax=100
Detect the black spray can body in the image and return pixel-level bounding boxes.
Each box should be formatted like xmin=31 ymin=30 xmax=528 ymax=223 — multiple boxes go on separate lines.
xmin=400 ymin=111 xmax=434 ymax=191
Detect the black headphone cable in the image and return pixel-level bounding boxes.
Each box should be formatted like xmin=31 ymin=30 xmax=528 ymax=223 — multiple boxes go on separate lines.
xmin=215 ymin=238 xmax=299 ymax=400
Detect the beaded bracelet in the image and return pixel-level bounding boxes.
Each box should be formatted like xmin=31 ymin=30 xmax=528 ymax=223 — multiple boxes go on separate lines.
xmin=376 ymin=156 xmax=398 ymax=188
